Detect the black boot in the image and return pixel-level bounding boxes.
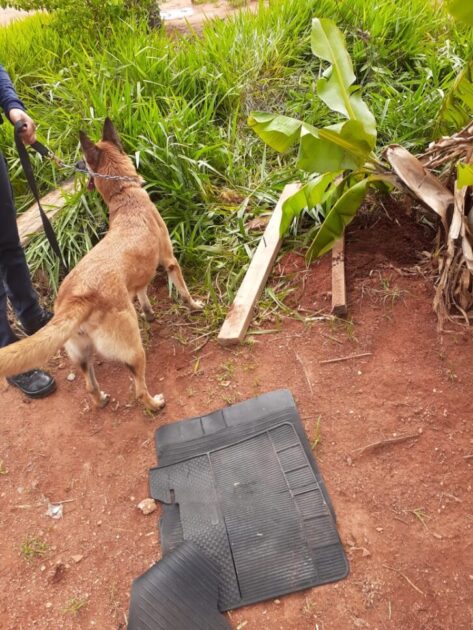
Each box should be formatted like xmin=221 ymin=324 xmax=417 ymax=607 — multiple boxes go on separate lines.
xmin=7 ymin=369 xmax=56 ymax=398
xmin=21 ymin=308 xmax=53 ymax=336
xmin=8 ymin=310 xmax=56 ymax=398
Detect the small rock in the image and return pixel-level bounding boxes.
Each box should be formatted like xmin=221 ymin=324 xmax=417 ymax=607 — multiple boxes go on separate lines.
xmin=274 ymin=599 xmax=280 ymax=604
xmin=71 ymin=554 xmax=83 ymax=564
xmin=45 ymin=602 xmax=52 ymax=609
xmin=137 ymin=498 xmax=157 ymax=515
xmin=361 ymin=547 xmax=371 ymax=558
xmin=49 ymin=562 xmax=66 ymax=584
xmin=67 ymin=372 xmax=76 ymax=382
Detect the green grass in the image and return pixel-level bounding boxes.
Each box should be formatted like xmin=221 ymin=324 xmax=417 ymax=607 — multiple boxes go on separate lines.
xmin=20 ymin=535 xmax=49 ymax=561
xmin=0 ymin=0 xmax=470 ymax=316
xmin=62 ymin=595 xmax=89 ymax=615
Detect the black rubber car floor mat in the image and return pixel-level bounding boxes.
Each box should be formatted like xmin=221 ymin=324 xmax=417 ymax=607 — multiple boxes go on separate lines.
xmin=150 ymin=389 xmax=348 ymax=611
xmin=127 ymin=541 xmax=231 ymax=630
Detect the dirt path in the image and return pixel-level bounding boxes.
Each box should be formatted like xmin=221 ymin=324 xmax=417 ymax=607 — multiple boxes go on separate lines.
xmin=0 ymin=2 xmax=260 ymax=30
xmin=1 ymin=206 xmax=472 ymax=629
xmin=0 ymin=8 xmax=30 ymax=25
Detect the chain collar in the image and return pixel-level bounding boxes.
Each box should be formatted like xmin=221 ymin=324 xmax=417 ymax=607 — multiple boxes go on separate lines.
xmin=48 ymin=152 xmax=142 ymax=183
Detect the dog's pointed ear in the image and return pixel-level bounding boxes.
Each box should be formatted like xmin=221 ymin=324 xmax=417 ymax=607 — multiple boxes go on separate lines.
xmin=79 ymin=131 xmax=100 ymax=169
xmin=102 ymin=117 xmax=123 ymax=150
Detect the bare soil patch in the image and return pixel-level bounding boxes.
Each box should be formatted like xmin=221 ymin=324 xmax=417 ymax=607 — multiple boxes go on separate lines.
xmin=1 ymin=200 xmax=472 ymax=629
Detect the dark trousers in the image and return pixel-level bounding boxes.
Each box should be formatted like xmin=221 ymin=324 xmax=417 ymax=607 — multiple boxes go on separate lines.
xmin=0 ymin=150 xmax=42 ymax=348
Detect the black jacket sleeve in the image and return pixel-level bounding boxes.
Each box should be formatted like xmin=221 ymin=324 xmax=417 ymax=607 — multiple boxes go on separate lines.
xmin=0 ymin=64 xmax=25 ymax=119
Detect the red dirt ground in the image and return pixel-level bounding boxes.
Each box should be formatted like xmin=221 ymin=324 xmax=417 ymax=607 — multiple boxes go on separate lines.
xmin=1 ymin=202 xmax=472 ymax=629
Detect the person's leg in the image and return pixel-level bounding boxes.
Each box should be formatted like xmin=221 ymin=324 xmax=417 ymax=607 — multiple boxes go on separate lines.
xmin=0 ymin=265 xmax=18 ymax=348
xmin=0 ymin=151 xmax=55 ymax=398
xmin=0 ymin=151 xmax=48 ymax=331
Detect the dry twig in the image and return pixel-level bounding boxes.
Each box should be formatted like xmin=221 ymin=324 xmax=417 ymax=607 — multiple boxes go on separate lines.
xmin=383 ymin=564 xmax=425 ymax=596
xmin=294 ymin=351 xmax=314 ymax=395
xmin=352 ymin=433 xmax=420 ymax=456
xmin=319 ymin=352 xmax=372 ymax=365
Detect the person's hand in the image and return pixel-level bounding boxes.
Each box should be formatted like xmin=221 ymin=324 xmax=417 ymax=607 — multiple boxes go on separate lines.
xmin=7 ymin=108 xmax=37 ymax=145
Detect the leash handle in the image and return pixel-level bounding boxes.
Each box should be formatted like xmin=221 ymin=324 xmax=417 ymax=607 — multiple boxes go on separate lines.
xmin=14 ymin=120 xmax=69 ymax=276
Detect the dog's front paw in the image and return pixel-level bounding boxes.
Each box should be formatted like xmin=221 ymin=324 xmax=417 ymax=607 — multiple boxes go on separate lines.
xmin=189 ymin=299 xmax=204 ymax=312
xmin=142 ymin=310 xmax=156 ymax=323
xmin=151 ymin=393 xmax=166 ymax=410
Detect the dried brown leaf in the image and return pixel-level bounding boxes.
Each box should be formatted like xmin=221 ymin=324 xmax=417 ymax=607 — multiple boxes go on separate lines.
xmin=218 ymin=188 xmax=246 ymax=204
xmin=385 ymin=145 xmax=453 ymax=223
xmin=245 ymin=216 xmax=270 ymax=231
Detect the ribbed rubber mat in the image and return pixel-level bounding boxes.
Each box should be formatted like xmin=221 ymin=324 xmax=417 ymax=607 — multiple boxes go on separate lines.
xmin=127 ymin=541 xmax=231 ymax=630
xmin=150 ymin=389 xmax=348 ymax=611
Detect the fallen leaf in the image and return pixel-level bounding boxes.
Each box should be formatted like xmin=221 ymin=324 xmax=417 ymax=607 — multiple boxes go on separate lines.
xmin=246 ymin=216 xmax=270 ymax=231
xmin=385 ymin=145 xmax=453 ymax=223
xmin=218 ymin=188 xmax=245 ymax=204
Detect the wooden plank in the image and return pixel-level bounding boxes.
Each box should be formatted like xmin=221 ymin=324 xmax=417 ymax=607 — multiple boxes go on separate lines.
xmin=17 ymin=179 xmax=76 ymax=247
xmin=331 ymin=235 xmax=347 ymax=317
xmin=218 ymin=182 xmax=300 ymax=346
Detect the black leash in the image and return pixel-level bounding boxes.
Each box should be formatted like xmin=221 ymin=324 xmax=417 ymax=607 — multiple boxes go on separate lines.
xmin=14 ymin=120 xmax=69 ymax=275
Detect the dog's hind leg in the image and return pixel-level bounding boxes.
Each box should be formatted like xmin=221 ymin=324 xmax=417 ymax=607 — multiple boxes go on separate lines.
xmin=137 ymin=287 xmax=155 ymax=322
xmin=65 ymin=333 xmax=110 ymax=408
xmin=162 ymin=254 xmax=203 ymax=311
xmin=92 ymin=307 xmax=165 ymax=412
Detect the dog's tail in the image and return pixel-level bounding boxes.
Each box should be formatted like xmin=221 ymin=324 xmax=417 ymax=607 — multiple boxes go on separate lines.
xmin=0 ymin=299 xmax=91 ymax=378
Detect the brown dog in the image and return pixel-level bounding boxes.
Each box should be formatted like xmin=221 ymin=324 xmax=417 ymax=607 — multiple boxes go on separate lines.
xmin=0 ymin=118 xmax=202 ymax=410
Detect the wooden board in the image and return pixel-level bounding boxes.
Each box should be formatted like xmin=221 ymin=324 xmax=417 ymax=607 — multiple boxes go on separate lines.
xmin=218 ymin=183 xmax=300 ymax=346
xmin=17 ymin=179 xmax=76 ymax=247
xmin=331 ymin=235 xmax=347 ymax=317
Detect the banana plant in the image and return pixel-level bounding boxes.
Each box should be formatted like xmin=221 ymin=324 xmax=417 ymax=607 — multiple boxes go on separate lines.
xmin=249 ymin=13 xmax=473 ymax=326
xmin=249 ymin=17 xmax=388 ymax=260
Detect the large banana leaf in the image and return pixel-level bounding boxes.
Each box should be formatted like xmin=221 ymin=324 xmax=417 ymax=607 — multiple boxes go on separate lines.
xmin=280 ymin=172 xmax=340 ymax=235
xmin=306 ymin=178 xmax=372 ymax=260
xmin=311 ymin=18 xmax=376 ymax=145
xmin=297 ymin=121 xmax=373 ymax=172
xmin=247 ymin=112 xmax=307 ymax=152
xmin=447 ymin=0 xmax=473 ymax=26
xmin=249 ymin=113 xmax=373 ymax=172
